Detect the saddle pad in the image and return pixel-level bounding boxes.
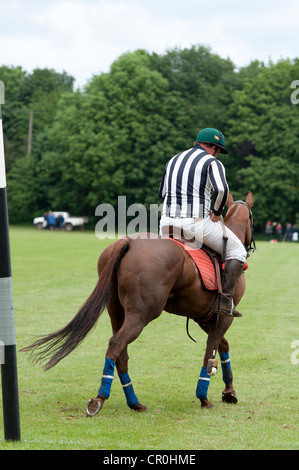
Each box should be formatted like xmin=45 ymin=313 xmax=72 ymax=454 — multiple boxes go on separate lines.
xmin=169 ymin=239 xmax=219 ymax=290
xmin=169 ymin=239 xmax=248 ymax=291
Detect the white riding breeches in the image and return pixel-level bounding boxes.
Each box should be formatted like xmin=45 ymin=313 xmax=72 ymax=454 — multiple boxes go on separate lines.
xmin=160 ymin=215 xmax=247 ymax=263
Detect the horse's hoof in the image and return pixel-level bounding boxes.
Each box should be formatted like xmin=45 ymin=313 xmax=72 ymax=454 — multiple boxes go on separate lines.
xmin=136 ymin=403 xmax=147 ymax=412
xmin=86 ymin=397 xmax=104 ymax=416
xmin=130 ymin=403 xmax=147 ymax=412
xmin=200 ymin=399 xmax=213 ymax=409
xmin=222 ymin=390 xmax=238 ymax=404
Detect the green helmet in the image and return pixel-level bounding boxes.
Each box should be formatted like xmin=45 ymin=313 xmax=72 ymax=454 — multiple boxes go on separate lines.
xmin=195 ymin=128 xmax=228 ymax=154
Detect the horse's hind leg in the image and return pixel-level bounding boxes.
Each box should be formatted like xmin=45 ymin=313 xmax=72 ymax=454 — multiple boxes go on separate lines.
xmin=218 ymin=337 xmax=238 ymax=404
xmin=116 ymin=345 xmax=146 ymax=412
xmin=86 ymin=297 xmax=123 ymax=417
xmin=108 ymin=299 xmax=142 ymax=410
xmin=86 ymin=292 xmax=147 ymax=416
xmin=100 ymin=316 xmax=147 ymax=406
xmin=110 ymin=306 xmax=146 ymax=411
xmin=108 ymin=295 xmax=145 ymax=410
xmin=86 ymin=310 xmax=148 ymax=416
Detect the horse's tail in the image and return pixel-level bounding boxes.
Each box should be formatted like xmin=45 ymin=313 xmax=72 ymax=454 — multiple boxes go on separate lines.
xmin=21 ymin=238 xmax=130 ymax=370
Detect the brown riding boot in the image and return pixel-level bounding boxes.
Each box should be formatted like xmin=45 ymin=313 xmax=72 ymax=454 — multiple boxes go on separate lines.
xmin=213 ymin=259 xmax=245 ymax=317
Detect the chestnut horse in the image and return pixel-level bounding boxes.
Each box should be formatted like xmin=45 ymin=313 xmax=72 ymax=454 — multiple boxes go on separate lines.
xmin=22 ymin=191 xmax=255 ymax=414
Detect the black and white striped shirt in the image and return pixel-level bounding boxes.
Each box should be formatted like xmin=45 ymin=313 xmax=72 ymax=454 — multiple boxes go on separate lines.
xmin=159 ymin=145 xmax=228 ymax=218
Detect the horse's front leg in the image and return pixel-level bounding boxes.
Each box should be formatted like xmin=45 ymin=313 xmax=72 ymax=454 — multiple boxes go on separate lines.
xmin=218 ymin=337 xmax=238 ymax=404
xmin=197 ymin=314 xmax=233 ymax=408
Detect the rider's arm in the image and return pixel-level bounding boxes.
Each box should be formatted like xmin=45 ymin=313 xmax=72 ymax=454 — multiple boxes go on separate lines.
xmin=209 ymin=160 xmax=229 ymax=217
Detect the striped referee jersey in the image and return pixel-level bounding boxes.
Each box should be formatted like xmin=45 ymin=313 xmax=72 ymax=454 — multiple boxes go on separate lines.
xmin=159 ymin=144 xmax=228 ymax=218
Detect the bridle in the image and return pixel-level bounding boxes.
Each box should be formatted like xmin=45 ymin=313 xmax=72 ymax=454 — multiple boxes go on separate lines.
xmin=232 ymin=200 xmax=256 ymax=257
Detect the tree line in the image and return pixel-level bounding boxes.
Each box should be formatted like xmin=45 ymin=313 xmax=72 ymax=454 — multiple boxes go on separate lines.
xmin=1 ymin=45 xmax=299 ymax=233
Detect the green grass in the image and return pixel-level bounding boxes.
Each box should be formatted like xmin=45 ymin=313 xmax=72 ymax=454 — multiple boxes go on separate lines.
xmin=0 ymin=227 xmax=298 ymax=450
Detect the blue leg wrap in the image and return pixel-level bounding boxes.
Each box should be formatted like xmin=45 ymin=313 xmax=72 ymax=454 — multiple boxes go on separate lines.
xmin=119 ymin=372 xmax=139 ymax=408
xmin=219 ymin=351 xmax=233 ymax=385
xmin=98 ymin=358 xmax=115 ymax=399
xmin=196 ymin=367 xmax=210 ymax=400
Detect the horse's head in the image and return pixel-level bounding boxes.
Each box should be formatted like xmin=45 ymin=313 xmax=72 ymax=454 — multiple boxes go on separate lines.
xmin=225 ymin=191 xmax=256 ymax=256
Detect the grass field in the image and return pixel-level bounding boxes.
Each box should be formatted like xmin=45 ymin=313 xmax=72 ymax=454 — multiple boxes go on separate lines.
xmin=0 ymin=227 xmax=298 ymax=450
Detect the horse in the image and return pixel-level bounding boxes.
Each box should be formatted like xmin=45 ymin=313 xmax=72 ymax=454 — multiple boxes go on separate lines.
xmin=22 ymin=191 xmax=255 ymax=415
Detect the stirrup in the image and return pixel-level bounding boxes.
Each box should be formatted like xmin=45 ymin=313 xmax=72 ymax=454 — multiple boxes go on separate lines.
xmin=228 ymin=302 xmax=243 ymax=318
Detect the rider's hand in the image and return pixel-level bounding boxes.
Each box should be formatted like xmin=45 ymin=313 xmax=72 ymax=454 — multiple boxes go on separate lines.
xmin=210 ymin=212 xmax=221 ymax=222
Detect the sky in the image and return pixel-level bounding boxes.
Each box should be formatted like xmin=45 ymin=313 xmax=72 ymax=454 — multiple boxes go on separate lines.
xmin=1 ymin=0 xmax=299 ymax=89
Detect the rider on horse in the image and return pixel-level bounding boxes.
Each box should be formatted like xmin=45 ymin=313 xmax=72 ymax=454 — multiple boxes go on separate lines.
xmin=159 ymin=128 xmax=247 ymax=317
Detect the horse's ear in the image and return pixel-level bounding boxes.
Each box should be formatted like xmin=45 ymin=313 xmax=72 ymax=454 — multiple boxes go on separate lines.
xmin=246 ymin=191 xmax=254 ymax=208
xmin=226 ymin=191 xmax=234 ymax=207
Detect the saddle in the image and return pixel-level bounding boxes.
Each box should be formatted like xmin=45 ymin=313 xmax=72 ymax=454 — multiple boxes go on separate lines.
xmin=163 ymin=226 xmax=248 ymax=292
